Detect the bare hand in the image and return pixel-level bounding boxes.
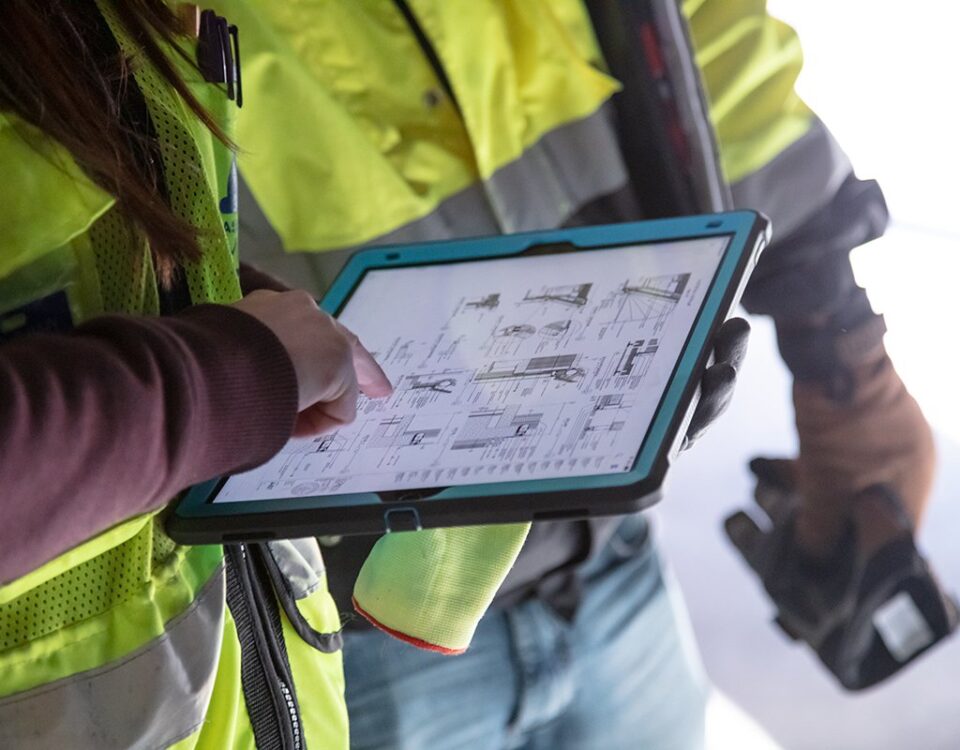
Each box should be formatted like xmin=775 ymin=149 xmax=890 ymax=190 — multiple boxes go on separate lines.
xmin=231 ymin=290 xmax=393 ymax=436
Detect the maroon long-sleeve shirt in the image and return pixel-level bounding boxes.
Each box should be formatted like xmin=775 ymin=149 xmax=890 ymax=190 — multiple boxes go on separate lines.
xmin=0 ymin=287 xmax=298 ymax=584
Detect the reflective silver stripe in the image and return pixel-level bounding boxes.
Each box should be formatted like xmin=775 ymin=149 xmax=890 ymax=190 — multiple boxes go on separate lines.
xmin=0 ymin=568 xmax=225 ymax=750
xmin=371 ymin=179 xmax=501 ymax=246
xmin=267 ymin=539 xmax=325 ymax=600
xmin=731 ymin=117 xmax=852 ymax=237
xmin=240 ymin=106 xmax=630 ymax=298
xmin=376 ymin=103 xmax=629 ymax=240
xmin=481 ymin=103 xmax=629 ymax=233
xmin=652 ymin=0 xmax=731 ymax=213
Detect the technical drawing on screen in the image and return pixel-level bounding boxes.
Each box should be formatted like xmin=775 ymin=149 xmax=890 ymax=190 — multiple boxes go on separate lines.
xmin=213 ymin=236 xmax=730 ymax=503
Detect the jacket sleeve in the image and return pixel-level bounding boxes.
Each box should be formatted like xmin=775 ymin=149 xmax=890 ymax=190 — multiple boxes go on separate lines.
xmin=685 ymin=0 xmax=888 ymax=324
xmin=239 ymin=261 xmax=292 ymax=294
xmin=0 ymin=304 xmax=298 ymax=583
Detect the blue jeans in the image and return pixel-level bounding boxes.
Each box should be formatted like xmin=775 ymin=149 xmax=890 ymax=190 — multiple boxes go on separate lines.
xmin=343 ymin=516 xmax=708 ymax=750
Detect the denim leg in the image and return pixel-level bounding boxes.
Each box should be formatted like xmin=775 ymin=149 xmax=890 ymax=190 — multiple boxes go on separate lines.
xmin=502 ymin=600 xmax=577 ymax=749
xmin=519 ymin=517 xmax=709 ymax=750
xmin=343 ymin=607 xmax=520 ymax=750
xmin=343 ymin=516 xmax=707 ymax=750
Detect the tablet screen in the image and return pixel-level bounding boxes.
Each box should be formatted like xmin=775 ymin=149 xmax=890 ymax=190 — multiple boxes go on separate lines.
xmin=213 ymin=236 xmax=729 ymax=502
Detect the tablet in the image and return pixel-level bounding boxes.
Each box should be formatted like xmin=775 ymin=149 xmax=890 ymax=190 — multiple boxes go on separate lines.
xmin=168 ymin=211 xmax=769 ymax=544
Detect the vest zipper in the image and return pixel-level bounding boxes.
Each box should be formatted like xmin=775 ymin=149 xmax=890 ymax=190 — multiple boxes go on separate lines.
xmin=392 ymin=0 xmax=462 ymax=115
xmin=225 ymin=544 xmax=305 ymax=750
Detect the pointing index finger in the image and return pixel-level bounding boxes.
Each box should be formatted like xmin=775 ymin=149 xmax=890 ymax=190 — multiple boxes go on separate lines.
xmin=338 ymin=323 xmax=393 ymax=398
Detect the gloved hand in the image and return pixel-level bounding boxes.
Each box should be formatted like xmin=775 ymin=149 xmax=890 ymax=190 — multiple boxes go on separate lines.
xmin=789 ymin=351 xmax=936 ymax=555
xmin=725 ymin=334 xmax=954 ymax=689
xmin=726 ymin=461 xmax=958 ymax=690
xmin=353 ymin=523 xmax=529 ymax=654
xmin=682 ymin=316 xmax=751 ymax=450
xmin=352 ymin=318 xmax=750 ymax=654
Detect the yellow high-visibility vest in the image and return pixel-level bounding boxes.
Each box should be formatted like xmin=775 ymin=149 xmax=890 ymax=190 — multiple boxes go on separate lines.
xmin=0 ymin=6 xmax=347 ymax=747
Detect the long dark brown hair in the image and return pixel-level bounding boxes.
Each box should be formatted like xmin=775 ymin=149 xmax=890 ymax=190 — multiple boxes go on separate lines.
xmin=0 ymin=0 xmax=229 ymax=276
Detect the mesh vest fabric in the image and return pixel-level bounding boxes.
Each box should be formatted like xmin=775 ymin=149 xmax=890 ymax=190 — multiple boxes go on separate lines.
xmin=0 ymin=6 xmax=347 ymax=748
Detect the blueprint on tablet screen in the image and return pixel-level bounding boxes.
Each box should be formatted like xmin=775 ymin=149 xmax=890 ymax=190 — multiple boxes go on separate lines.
xmin=215 ymin=237 xmax=728 ymax=502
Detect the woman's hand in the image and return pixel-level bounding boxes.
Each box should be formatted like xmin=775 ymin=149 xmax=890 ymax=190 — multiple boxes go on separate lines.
xmin=231 ymin=290 xmax=393 ymax=436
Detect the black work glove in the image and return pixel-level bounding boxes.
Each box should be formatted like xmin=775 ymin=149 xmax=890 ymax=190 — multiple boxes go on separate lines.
xmin=726 ymin=461 xmax=959 ymax=690
xmin=682 ymin=317 xmax=750 ymax=450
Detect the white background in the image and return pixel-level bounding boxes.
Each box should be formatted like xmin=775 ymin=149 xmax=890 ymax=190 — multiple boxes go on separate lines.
xmin=655 ymin=2 xmax=960 ymax=748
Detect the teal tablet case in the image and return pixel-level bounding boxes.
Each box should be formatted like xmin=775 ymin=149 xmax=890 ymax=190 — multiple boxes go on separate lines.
xmin=170 ymin=211 xmax=769 ymax=540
